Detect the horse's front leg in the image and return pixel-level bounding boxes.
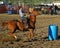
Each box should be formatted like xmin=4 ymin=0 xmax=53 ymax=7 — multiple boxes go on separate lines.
xmin=28 ymin=29 xmax=34 ymax=41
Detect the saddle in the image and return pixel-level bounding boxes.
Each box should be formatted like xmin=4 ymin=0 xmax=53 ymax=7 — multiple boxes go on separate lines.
xmin=19 ymin=17 xmax=29 ymax=28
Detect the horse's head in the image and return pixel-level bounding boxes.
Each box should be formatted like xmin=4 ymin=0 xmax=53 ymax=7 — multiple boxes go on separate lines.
xmin=29 ymin=8 xmax=40 ymax=15
xmin=32 ymin=9 xmax=40 ymax=16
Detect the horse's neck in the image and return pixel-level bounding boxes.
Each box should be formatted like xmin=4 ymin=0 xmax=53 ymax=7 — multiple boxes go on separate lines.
xmin=29 ymin=15 xmax=36 ymax=22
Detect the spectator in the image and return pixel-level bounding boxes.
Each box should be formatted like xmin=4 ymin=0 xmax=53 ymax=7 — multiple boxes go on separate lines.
xmin=47 ymin=6 xmax=51 ymax=14
xmin=41 ymin=7 xmax=44 ymax=14
xmin=54 ymin=5 xmax=58 ymax=15
xmin=50 ymin=4 xmax=55 ymax=15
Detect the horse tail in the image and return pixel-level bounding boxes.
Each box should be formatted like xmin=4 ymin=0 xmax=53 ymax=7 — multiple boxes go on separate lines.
xmin=2 ymin=22 xmax=8 ymax=26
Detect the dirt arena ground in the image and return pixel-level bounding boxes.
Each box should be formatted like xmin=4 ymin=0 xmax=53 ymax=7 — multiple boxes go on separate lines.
xmin=0 ymin=14 xmax=60 ymax=48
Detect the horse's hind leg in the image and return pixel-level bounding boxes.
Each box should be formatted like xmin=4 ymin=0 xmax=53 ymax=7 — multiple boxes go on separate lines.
xmin=9 ymin=32 xmax=17 ymax=39
xmin=9 ymin=28 xmax=17 ymax=39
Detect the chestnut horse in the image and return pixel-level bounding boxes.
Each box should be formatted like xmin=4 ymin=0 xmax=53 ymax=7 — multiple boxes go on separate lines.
xmin=2 ymin=14 xmax=36 ymax=40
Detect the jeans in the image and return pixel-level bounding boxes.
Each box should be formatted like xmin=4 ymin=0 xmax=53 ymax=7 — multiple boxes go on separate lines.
xmin=21 ymin=16 xmax=28 ymax=26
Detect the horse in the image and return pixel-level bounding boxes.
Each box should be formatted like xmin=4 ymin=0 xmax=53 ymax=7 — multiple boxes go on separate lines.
xmin=2 ymin=14 xmax=36 ymax=41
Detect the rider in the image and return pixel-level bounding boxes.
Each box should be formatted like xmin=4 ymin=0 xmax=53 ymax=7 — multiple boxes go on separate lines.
xmin=19 ymin=5 xmax=28 ymax=28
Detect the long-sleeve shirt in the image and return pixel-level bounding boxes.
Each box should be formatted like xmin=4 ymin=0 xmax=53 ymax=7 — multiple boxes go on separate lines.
xmin=19 ymin=8 xmax=24 ymax=17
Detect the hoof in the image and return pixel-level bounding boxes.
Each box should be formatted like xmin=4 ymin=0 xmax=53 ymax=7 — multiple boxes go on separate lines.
xmin=15 ymin=38 xmax=20 ymax=42
xmin=14 ymin=36 xmax=17 ymax=39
